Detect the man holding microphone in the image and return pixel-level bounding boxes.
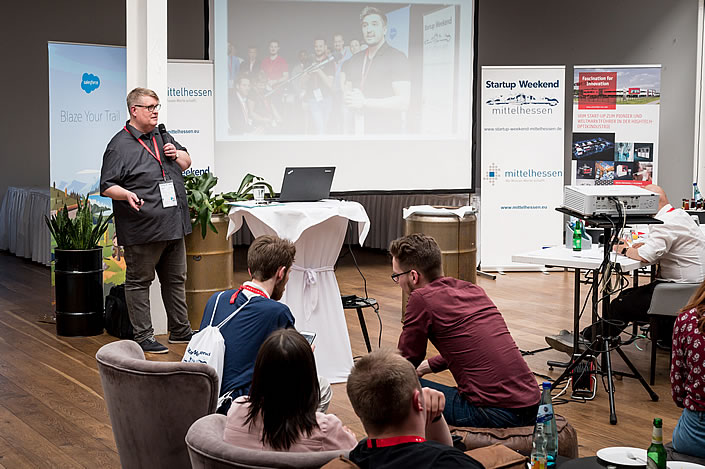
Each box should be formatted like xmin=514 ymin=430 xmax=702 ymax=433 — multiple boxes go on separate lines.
xmin=100 ymin=87 xmax=194 ymax=353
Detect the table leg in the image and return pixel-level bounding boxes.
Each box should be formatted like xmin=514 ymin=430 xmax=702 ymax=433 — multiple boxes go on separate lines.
xmin=356 ymin=307 xmax=372 ymax=353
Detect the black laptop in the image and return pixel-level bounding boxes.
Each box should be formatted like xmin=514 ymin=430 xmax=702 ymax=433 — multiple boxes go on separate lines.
xmin=278 ymin=167 xmax=336 ymax=202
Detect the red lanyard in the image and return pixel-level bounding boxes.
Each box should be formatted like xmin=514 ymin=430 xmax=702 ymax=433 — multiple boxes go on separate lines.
xmin=124 ymin=126 xmax=165 ymax=179
xmin=230 ymin=284 xmax=268 ymax=304
xmin=366 ymin=436 xmax=425 ymax=448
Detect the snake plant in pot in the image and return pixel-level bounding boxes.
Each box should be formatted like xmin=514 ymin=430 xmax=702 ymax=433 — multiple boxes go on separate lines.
xmin=45 ymin=195 xmax=113 ymax=336
xmin=183 ymin=172 xmax=273 ymax=329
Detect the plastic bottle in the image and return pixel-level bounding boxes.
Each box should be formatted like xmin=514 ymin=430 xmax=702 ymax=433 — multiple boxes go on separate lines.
xmin=572 ymin=219 xmax=583 ymax=252
xmin=694 ymin=182 xmax=703 ymax=203
xmin=530 ymin=422 xmax=548 ymax=469
xmin=646 ymin=417 xmax=667 ymax=469
xmin=535 ymin=382 xmax=558 ymax=467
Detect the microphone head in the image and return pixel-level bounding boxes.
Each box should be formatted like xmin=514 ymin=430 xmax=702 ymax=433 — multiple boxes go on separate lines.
xmin=158 ymin=123 xmax=167 ymax=136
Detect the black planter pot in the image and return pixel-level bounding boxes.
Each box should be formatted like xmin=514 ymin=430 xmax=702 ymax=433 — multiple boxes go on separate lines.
xmin=54 ymin=248 xmax=104 ymax=336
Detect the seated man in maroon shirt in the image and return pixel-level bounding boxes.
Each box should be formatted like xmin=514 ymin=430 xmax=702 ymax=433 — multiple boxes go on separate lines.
xmin=389 ymin=234 xmax=540 ymax=428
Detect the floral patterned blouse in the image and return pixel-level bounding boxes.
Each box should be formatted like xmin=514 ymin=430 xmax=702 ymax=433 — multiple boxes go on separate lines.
xmin=671 ymin=307 xmax=705 ymax=412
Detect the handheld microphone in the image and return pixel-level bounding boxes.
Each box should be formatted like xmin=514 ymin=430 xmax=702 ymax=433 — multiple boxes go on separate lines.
xmin=158 ymin=123 xmax=168 ymax=142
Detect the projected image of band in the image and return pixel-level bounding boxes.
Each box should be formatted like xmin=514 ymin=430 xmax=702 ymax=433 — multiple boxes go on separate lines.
xmin=217 ymin=0 xmax=468 ymax=138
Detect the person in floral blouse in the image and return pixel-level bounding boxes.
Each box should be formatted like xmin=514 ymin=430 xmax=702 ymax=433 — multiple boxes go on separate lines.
xmin=671 ymin=280 xmax=705 ymax=458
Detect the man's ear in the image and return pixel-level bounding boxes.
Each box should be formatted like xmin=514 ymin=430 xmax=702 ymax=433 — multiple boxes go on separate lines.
xmin=276 ymin=265 xmax=287 ymax=281
xmin=247 ymin=268 xmax=253 ymax=279
xmin=412 ymin=389 xmax=424 ymax=413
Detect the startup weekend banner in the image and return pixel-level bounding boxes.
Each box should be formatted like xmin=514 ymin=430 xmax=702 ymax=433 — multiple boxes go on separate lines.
xmin=481 ymin=66 xmax=565 ymax=270
xmin=572 ymin=65 xmax=661 ymax=186
xmin=166 ymin=61 xmax=215 ymax=176
xmin=48 ymin=42 xmax=127 ymax=295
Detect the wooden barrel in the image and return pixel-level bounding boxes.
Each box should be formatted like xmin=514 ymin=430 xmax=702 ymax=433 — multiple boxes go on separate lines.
xmin=402 ymin=208 xmax=477 ymax=318
xmin=185 ymin=216 xmax=235 ymax=330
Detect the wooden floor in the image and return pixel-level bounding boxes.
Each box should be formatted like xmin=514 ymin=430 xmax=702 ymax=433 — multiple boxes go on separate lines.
xmin=0 ymin=247 xmax=682 ymax=467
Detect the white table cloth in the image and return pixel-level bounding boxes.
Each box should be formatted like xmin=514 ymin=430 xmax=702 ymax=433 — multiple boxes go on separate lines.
xmin=227 ymin=200 xmax=370 ymax=383
xmin=0 ymin=186 xmax=51 ymax=265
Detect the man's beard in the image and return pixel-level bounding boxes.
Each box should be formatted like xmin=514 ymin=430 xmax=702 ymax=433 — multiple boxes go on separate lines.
xmin=271 ymin=277 xmax=287 ymax=301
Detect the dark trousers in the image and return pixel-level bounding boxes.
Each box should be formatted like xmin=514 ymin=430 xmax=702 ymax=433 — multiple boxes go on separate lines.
xmin=123 ymin=238 xmax=192 ymax=343
xmin=582 ymin=281 xmax=674 ymax=342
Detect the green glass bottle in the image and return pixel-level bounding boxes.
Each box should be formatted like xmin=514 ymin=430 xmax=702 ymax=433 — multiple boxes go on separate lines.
xmin=646 ymin=418 xmax=667 ymax=469
xmin=572 ymin=220 xmax=583 ymax=252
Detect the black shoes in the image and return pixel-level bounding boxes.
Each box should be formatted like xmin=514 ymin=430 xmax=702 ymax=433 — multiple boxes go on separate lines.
xmin=168 ymin=331 xmax=194 ymax=344
xmin=138 ymin=337 xmax=169 ymax=354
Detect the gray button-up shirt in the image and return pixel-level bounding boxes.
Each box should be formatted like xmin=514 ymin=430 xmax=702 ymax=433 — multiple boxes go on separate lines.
xmin=100 ymin=122 xmax=192 ymax=246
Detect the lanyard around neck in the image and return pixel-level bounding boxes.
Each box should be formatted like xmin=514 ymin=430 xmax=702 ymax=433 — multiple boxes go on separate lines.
xmin=366 ymin=436 xmax=425 ymax=448
xmin=230 ymin=284 xmax=268 ymax=304
xmin=124 ymin=126 xmax=165 ymax=180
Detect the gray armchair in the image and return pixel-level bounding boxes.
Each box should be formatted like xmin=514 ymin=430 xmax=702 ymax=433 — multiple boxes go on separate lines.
xmin=186 ymin=413 xmax=350 ymax=469
xmin=647 ymin=282 xmax=700 ymax=384
xmin=96 ymin=340 xmax=219 ymax=469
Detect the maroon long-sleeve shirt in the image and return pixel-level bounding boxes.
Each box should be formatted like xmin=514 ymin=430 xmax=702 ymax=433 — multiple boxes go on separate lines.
xmin=398 ymin=277 xmax=540 ymax=409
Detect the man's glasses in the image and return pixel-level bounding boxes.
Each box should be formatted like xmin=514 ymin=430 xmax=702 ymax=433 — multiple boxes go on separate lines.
xmin=390 ymin=269 xmax=412 ymax=283
xmin=134 ymin=103 xmax=161 ymax=112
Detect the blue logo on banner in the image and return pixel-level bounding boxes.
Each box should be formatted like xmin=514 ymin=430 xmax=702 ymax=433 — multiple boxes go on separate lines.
xmin=81 ymin=73 xmax=100 ymax=94
xmin=389 ymin=27 xmax=397 ymax=40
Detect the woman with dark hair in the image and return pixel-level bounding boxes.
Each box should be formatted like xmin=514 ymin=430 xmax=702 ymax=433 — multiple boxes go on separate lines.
xmin=223 ymin=328 xmax=357 ymax=451
xmin=671 ymin=280 xmax=705 ymax=458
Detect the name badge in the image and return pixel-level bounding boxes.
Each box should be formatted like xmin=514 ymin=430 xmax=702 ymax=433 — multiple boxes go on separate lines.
xmin=159 ymin=181 xmax=177 ymax=208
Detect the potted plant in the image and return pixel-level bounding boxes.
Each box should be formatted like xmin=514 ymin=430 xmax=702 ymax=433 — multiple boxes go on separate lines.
xmin=183 ymin=172 xmax=273 ymax=329
xmin=45 ymin=195 xmax=113 ymax=336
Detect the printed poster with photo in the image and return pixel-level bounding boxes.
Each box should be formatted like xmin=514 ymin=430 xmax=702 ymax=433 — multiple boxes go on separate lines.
xmin=571 ymin=65 xmax=660 ymax=187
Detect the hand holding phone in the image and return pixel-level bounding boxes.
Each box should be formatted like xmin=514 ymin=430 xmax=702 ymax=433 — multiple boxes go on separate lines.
xmin=300 ymin=330 xmax=316 ymax=345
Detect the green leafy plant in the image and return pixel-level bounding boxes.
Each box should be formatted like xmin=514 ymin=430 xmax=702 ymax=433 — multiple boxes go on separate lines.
xmin=45 ymin=195 xmax=114 ymax=250
xmin=185 ymin=172 xmax=273 ymax=238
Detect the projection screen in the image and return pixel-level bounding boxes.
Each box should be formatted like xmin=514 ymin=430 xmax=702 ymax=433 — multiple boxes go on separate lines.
xmin=213 ymin=0 xmax=474 ymax=192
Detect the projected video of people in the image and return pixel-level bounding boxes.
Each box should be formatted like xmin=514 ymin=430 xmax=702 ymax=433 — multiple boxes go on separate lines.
xmin=221 ymin=0 xmax=469 ymax=137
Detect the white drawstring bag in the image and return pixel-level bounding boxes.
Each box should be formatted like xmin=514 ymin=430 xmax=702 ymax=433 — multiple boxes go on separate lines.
xmin=182 ymin=291 xmax=250 ymax=396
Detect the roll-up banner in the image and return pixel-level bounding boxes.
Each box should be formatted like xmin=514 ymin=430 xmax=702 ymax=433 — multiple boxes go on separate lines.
xmin=48 ymin=42 xmax=127 ymax=295
xmin=571 ymin=65 xmax=661 ymax=186
xmin=481 ymin=66 xmax=565 ymax=271
xmin=166 ymin=61 xmax=215 ymax=176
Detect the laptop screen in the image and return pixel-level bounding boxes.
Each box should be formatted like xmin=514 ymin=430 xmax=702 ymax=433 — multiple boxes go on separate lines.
xmin=278 ymin=167 xmax=336 ymax=202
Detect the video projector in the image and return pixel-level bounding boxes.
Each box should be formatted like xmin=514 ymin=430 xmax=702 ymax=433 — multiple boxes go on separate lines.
xmin=563 ymin=185 xmax=659 ymax=217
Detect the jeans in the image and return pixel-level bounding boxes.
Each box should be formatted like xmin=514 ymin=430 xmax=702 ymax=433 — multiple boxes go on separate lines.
xmin=419 ymin=378 xmax=538 ymax=428
xmin=672 ymin=408 xmax=705 ymax=458
xmin=123 ymin=238 xmax=192 ymax=343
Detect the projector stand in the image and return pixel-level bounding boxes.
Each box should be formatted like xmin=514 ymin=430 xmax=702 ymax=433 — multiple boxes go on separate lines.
xmin=551 ymin=209 xmax=660 ymax=424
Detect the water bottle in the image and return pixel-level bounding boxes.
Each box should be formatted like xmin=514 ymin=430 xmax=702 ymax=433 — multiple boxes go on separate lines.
xmin=694 ymin=182 xmax=703 ymax=203
xmin=535 ymin=382 xmax=558 ymax=467
xmin=530 ymin=422 xmax=548 ymax=469
xmin=572 ymin=219 xmax=583 ymax=251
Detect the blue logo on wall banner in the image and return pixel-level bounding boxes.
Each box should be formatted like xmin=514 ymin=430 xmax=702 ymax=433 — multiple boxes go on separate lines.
xmin=484 ymin=163 xmax=501 ymax=186
xmin=486 ymin=94 xmax=558 ymax=106
xmin=81 ymin=73 xmax=100 ymax=94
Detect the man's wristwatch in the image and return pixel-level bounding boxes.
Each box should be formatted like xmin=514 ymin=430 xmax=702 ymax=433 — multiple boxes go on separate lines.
xmin=621 ymin=247 xmax=628 ymax=256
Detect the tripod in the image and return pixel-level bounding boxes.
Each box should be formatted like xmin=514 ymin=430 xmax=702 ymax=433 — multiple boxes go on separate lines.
xmin=551 ymin=209 xmax=660 ymax=424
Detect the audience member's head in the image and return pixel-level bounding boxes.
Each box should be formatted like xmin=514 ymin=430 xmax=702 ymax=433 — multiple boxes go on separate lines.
xmin=644 ymin=184 xmax=669 ymax=210
xmin=246 ymin=328 xmax=321 ymax=450
xmin=297 ymin=49 xmax=309 ymax=65
xmin=313 ymin=37 xmax=327 ymax=59
xmin=235 ymin=75 xmax=251 ymax=97
xmin=333 ymin=33 xmax=345 ymax=53
xmin=248 ymin=46 xmax=257 ymax=61
xmin=247 ymin=235 xmax=296 ymax=300
xmin=347 ymin=349 xmax=424 ymax=435
xmin=349 ymin=39 xmax=362 ymax=54
xmin=389 ymin=233 xmax=443 ymax=292
xmin=269 ymin=40 xmax=280 ymax=57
